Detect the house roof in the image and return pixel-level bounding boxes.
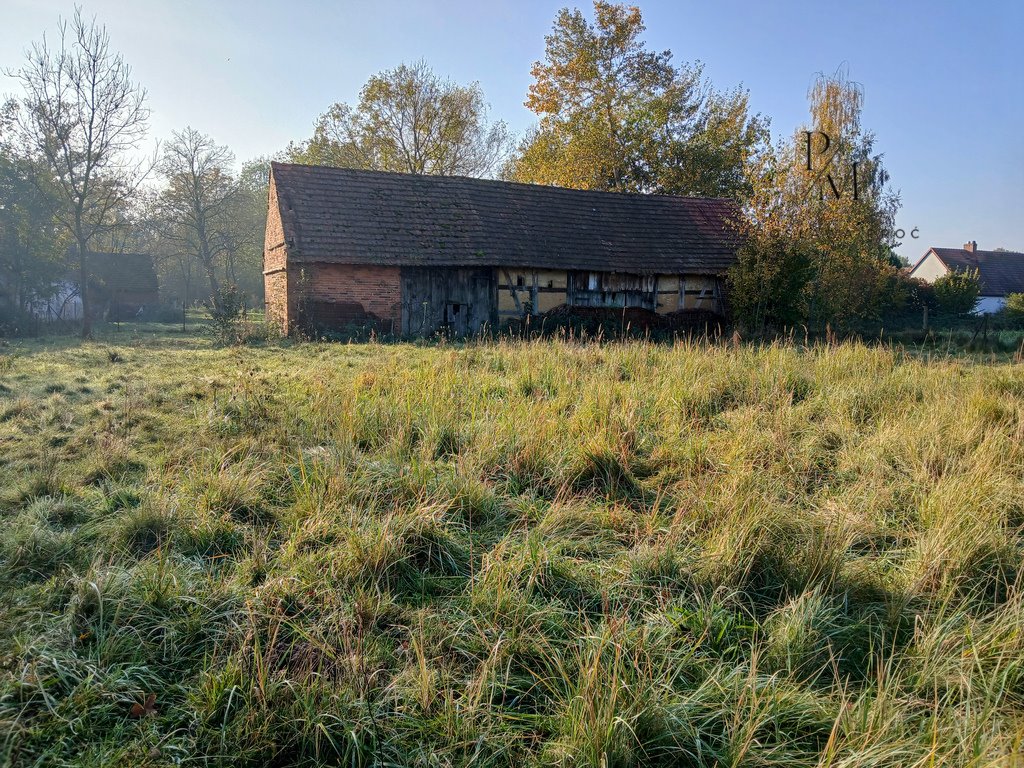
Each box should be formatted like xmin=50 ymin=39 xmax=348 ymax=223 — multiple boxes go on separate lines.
xmin=914 ymin=247 xmax=1024 ymax=297
xmin=83 ymin=252 xmax=158 ymax=294
xmin=270 ymin=162 xmax=741 ymax=274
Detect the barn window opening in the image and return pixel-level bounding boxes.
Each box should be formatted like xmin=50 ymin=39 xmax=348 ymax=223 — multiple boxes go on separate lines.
xmin=444 ymin=302 xmax=463 ymax=324
xmin=569 ymin=270 xmax=658 ymax=311
xmin=516 ymin=275 xmax=525 ymax=287
xmin=547 ymin=280 xmax=554 ymax=288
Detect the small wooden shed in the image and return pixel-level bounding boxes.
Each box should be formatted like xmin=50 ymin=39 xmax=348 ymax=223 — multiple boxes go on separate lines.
xmin=34 ymin=251 xmax=159 ymax=321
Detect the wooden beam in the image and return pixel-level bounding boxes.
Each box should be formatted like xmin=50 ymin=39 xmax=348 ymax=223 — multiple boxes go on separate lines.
xmin=502 ymin=268 xmax=523 ymax=315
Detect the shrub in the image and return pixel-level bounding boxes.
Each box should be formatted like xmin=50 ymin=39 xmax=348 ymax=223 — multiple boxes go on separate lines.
xmin=933 ymin=268 xmax=980 ymax=316
xmin=0 ymin=305 xmax=37 ymax=337
xmin=879 ymin=272 xmax=934 ymax=328
xmin=1003 ymin=292 xmax=1024 ymax=324
xmin=207 ymin=284 xmax=246 ymax=344
xmin=727 ymin=232 xmax=814 ymax=331
xmin=140 ymin=303 xmax=186 ymax=323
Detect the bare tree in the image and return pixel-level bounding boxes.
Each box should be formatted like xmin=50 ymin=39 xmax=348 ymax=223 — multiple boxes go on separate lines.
xmin=158 ymin=127 xmax=240 ymax=312
xmin=9 ymin=7 xmax=151 ymax=337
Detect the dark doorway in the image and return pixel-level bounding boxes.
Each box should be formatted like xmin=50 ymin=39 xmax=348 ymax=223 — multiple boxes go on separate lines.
xmin=401 ymin=267 xmax=494 ymax=336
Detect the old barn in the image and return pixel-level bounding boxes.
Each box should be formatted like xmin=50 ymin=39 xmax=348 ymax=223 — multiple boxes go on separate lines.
xmin=263 ymin=162 xmax=739 ymax=336
xmin=31 ymin=251 xmax=159 ymax=322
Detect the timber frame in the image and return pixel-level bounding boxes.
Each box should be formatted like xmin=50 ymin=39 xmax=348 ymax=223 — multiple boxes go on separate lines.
xmin=263 ymin=162 xmax=739 ymax=336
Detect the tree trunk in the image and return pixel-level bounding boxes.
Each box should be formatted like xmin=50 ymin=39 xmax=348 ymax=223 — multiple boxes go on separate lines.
xmin=78 ymin=242 xmax=93 ymax=338
xmin=196 ymin=222 xmax=222 ymax=313
xmin=182 ymin=275 xmax=190 ymax=332
xmin=204 ymin=257 xmax=222 ymax=313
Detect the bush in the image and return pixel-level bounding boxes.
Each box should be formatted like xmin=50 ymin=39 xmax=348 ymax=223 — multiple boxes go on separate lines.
xmin=0 ymin=305 xmax=37 ymax=337
xmin=877 ymin=272 xmax=933 ymax=329
xmin=139 ymin=303 xmax=185 ymax=323
xmin=1003 ymin=293 xmax=1024 ymax=324
xmin=933 ymin=268 xmax=980 ymax=316
xmin=207 ymin=287 xmax=278 ymax=344
xmin=727 ymin=232 xmax=814 ymax=331
xmin=207 ymin=284 xmax=246 ymax=344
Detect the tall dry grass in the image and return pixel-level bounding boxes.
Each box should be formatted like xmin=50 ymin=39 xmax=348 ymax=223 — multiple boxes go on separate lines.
xmin=0 ymin=335 xmax=1022 ymax=766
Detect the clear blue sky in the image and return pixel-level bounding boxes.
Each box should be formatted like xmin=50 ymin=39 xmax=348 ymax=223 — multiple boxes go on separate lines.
xmin=2 ymin=0 xmax=1021 ymax=261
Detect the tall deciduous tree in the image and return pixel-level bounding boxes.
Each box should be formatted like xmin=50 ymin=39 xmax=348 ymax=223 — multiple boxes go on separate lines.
xmin=289 ymin=60 xmax=512 ymax=177
xmin=729 ymin=69 xmax=901 ymax=331
xmin=507 ymin=2 xmax=769 ymax=198
xmin=0 ymin=101 xmax=67 ymax=321
xmin=226 ymin=156 xmax=272 ymax=301
xmin=9 ymin=8 xmax=151 ymax=337
xmin=158 ymin=127 xmax=240 ymax=311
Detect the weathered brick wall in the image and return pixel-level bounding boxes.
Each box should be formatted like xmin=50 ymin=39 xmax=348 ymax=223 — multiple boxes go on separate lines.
xmin=264 ymin=271 xmax=289 ymax=329
xmin=293 ymin=263 xmax=402 ymax=332
xmin=263 ymin=174 xmax=290 ymax=330
xmin=264 ymin=169 xmax=403 ymax=334
xmin=264 ymin=176 xmax=286 ymax=262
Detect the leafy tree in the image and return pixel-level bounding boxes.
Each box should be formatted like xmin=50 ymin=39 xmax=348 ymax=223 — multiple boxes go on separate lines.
xmin=1003 ymin=292 xmax=1024 ymax=323
xmin=729 ymin=69 xmax=901 ymax=331
xmin=289 ymin=61 xmax=512 ymax=177
xmin=158 ymin=127 xmax=241 ymax=312
xmin=286 ymin=103 xmax=365 ymax=169
xmin=0 ymin=101 xmax=67 ymax=318
xmin=9 ymin=8 xmax=151 ymax=337
xmin=507 ymin=2 xmax=769 ymax=198
xmin=933 ymin=268 xmax=980 ymax=316
xmin=227 ymin=156 xmax=273 ymax=301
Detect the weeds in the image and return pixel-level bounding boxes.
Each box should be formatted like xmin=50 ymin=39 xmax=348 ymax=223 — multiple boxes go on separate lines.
xmin=0 ymin=333 xmax=1022 ymax=766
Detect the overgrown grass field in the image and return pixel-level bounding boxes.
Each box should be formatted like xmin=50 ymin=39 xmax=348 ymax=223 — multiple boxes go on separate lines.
xmin=1 ymin=331 xmax=1023 ymax=766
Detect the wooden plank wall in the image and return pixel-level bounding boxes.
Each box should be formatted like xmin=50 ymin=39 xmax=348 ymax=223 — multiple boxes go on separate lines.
xmin=401 ymin=266 xmax=495 ymax=336
xmin=496 ymin=269 xmax=724 ymax=317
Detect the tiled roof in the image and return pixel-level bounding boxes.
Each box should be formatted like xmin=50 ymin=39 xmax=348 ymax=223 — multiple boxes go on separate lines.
xmin=928 ymin=247 xmax=1024 ymax=297
xmin=270 ymin=163 xmax=740 ymax=274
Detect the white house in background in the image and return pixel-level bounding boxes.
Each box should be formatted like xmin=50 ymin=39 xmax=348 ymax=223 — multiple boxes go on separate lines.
xmin=30 ymin=280 xmax=83 ymax=320
xmin=908 ymin=241 xmax=1024 ymax=314
xmin=28 ymin=252 xmax=159 ymax=321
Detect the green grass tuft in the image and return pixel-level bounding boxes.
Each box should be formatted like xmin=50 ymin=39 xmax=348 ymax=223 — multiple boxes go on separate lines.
xmin=1 ymin=332 xmax=1023 ymax=765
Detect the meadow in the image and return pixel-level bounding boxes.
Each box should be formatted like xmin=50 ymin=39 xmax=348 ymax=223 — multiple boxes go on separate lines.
xmin=0 ymin=326 xmax=1022 ymax=766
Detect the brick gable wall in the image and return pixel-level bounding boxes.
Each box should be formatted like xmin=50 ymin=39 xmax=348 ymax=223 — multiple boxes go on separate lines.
xmin=263 ymin=175 xmax=290 ymax=329
xmin=264 ymin=170 xmax=402 ymax=334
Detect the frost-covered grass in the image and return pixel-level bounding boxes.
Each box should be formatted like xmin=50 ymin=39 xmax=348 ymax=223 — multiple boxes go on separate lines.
xmin=1 ymin=332 xmax=1022 ymax=766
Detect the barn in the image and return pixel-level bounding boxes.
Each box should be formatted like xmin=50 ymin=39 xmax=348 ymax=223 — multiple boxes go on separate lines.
xmin=32 ymin=251 xmax=159 ymax=321
xmin=263 ymin=162 xmax=740 ymax=336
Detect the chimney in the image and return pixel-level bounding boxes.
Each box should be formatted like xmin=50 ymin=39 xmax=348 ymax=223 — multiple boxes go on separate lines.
xmin=964 ymin=240 xmax=977 ymax=253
